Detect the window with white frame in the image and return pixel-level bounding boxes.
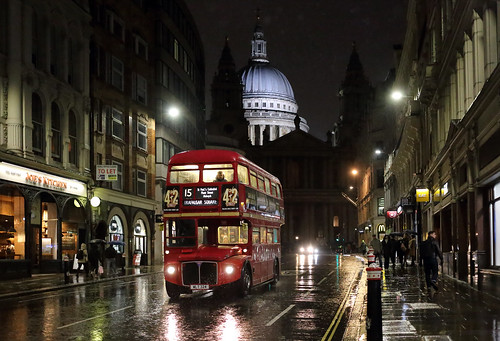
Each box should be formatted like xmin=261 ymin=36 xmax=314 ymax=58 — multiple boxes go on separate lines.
xmin=106 ymin=11 xmax=125 ymax=41
xmin=136 ymin=169 xmax=146 ymax=197
xmin=134 ymin=35 xmax=148 ymax=60
xmin=111 ymin=161 xmax=123 ymax=191
xmin=112 ymin=108 xmax=124 ymax=140
xmin=111 ymin=56 xmax=124 ymax=91
xmin=136 ymin=74 xmax=147 ymax=105
xmin=137 ymin=121 xmax=147 ymax=151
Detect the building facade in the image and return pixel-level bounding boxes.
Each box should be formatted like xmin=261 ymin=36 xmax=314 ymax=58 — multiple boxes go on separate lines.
xmin=385 ymin=0 xmax=500 ymax=294
xmin=0 ymin=0 xmax=205 ymax=278
xmin=0 ymin=0 xmax=92 ymax=278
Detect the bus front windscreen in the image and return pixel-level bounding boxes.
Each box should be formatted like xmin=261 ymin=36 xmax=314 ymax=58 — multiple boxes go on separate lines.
xmin=166 ymin=219 xmax=196 ymax=247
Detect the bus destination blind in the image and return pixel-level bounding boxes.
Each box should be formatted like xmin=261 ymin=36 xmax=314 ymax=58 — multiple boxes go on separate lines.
xmin=183 ymin=186 xmax=219 ymax=206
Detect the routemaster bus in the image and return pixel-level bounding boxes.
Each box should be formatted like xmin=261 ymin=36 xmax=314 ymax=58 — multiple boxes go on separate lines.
xmin=163 ymin=149 xmax=284 ymax=298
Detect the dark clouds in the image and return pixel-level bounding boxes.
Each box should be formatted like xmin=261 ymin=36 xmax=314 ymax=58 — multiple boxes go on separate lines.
xmin=185 ymin=1 xmax=408 ymax=139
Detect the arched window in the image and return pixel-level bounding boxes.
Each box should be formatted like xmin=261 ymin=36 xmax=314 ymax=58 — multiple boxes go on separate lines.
xmin=68 ymin=110 xmax=77 ymax=165
xmin=32 ymin=93 xmax=44 ymax=156
xmin=134 ymin=219 xmax=147 ymax=255
xmin=51 ymin=102 xmax=61 ymax=161
xmin=108 ymin=216 xmax=124 ymax=253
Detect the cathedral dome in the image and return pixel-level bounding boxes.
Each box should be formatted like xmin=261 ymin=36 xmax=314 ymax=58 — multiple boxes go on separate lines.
xmin=240 ymin=63 xmax=296 ymax=103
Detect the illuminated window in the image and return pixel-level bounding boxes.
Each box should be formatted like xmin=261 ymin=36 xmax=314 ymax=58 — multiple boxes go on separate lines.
xmin=237 ymin=165 xmax=249 ymax=184
xmin=252 ymin=228 xmax=260 ymax=244
xmin=203 ymin=164 xmax=234 ymax=182
xmin=260 ymin=227 xmax=266 ymax=243
xmin=217 ymin=225 xmax=248 ymax=244
xmin=170 ymin=165 xmax=199 ymax=183
xmin=250 ymin=170 xmax=257 ymax=188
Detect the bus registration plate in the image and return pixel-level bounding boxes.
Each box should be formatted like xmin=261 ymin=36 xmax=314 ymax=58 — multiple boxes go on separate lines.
xmin=190 ymin=284 xmax=209 ymax=290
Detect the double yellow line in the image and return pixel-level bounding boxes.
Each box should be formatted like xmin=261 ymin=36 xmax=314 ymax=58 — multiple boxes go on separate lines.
xmin=321 ymin=267 xmax=362 ymax=341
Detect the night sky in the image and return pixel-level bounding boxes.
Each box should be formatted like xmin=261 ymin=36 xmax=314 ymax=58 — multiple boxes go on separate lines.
xmin=185 ymin=1 xmax=408 ymax=140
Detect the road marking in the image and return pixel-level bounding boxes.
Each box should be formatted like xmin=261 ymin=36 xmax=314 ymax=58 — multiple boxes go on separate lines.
xmin=321 ymin=267 xmax=362 ymax=341
xmin=265 ymin=304 xmax=295 ymax=326
xmin=57 ymin=305 xmax=133 ymax=329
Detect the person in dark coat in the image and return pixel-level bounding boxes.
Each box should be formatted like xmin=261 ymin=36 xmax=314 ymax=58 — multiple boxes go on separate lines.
xmin=420 ymin=230 xmax=443 ymax=290
xmin=381 ymin=235 xmax=393 ymax=269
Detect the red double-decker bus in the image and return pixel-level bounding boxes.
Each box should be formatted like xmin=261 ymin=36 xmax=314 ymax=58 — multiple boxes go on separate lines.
xmin=163 ymin=149 xmax=284 ymax=298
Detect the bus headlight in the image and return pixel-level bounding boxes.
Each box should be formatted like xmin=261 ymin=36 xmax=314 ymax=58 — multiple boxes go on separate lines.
xmin=166 ymin=265 xmax=176 ymax=275
xmin=225 ymin=265 xmax=235 ymax=275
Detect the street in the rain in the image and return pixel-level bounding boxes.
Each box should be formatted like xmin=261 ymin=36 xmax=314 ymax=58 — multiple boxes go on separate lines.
xmin=0 ymin=253 xmax=363 ymax=341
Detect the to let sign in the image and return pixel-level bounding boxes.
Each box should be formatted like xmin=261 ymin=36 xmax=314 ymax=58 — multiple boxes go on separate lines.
xmin=96 ymin=165 xmax=118 ymax=181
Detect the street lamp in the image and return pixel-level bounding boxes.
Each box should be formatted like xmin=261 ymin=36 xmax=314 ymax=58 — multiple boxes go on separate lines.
xmin=391 ymin=90 xmax=404 ymax=101
xmin=351 ymin=169 xmax=358 ymax=176
xmin=168 ymin=107 xmax=180 ymax=118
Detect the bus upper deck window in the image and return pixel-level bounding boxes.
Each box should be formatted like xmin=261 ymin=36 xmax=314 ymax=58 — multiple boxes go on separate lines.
xmin=264 ymin=178 xmax=271 ymax=194
xmin=203 ymin=164 xmax=234 ymax=183
xmin=170 ymin=165 xmax=199 ymax=184
xmin=237 ymin=165 xmax=249 ymax=184
xmin=250 ymin=170 xmax=257 ymax=188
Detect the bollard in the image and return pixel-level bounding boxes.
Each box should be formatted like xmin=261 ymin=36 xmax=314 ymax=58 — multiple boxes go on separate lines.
xmin=367 ymin=252 xmax=376 ymax=265
xmin=63 ymin=253 xmax=70 ymax=284
xmin=366 ymin=264 xmax=382 ymax=341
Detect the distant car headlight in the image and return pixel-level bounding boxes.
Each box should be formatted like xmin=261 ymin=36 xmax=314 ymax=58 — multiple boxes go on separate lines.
xmin=307 ymin=246 xmax=314 ymax=253
xmin=225 ymin=265 xmax=235 ymax=275
xmin=166 ymin=265 xmax=176 ymax=275
xmin=300 ymin=247 xmax=305 ymax=253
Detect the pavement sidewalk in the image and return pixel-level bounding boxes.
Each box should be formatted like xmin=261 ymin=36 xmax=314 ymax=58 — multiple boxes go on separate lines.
xmin=344 ymin=258 xmax=500 ymax=341
xmin=0 ymin=265 xmax=164 ymax=300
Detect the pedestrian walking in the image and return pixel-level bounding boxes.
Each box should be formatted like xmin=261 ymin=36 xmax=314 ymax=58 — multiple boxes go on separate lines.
xmin=360 ymin=240 xmax=367 ymax=255
xmin=389 ymin=235 xmax=397 ymax=269
xmin=408 ymin=235 xmax=417 ymax=266
xmin=104 ymin=244 xmax=118 ymax=277
xmin=76 ymin=243 xmax=88 ymax=279
xmin=381 ymin=235 xmax=392 ymax=269
xmin=420 ymin=230 xmax=443 ymax=290
xmin=369 ymin=234 xmax=383 ymax=267
xmin=398 ymin=235 xmax=409 ymax=267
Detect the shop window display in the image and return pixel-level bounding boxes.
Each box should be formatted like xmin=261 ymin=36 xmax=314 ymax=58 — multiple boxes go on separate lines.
xmin=0 ymin=185 xmax=26 ymax=259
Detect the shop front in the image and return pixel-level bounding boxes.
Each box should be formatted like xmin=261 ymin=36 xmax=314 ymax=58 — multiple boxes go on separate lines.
xmin=0 ymin=162 xmax=88 ymax=279
xmin=93 ymin=193 xmax=156 ymax=270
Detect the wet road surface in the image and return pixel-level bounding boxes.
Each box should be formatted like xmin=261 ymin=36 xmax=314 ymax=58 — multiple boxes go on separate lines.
xmin=0 ymin=253 xmax=364 ymax=340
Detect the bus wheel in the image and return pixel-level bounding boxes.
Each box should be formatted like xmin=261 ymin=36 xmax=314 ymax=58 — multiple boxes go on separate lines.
xmin=239 ymin=267 xmax=252 ymax=297
xmin=166 ymin=281 xmax=180 ymax=299
xmin=271 ymin=259 xmax=280 ymax=285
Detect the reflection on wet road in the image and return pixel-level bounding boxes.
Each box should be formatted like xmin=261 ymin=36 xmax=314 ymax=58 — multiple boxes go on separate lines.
xmin=0 ymin=254 xmax=364 ymax=340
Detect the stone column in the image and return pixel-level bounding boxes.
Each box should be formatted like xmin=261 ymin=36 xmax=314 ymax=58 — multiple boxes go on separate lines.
xmin=472 ymin=12 xmax=485 ymax=94
xmin=6 ymin=0 xmax=24 ymax=155
xmin=484 ymin=7 xmax=497 ymax=77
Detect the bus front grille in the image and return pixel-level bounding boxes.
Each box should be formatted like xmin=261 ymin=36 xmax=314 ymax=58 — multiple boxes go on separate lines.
xmin=182 ymin=262 xmax=217 ymax=285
